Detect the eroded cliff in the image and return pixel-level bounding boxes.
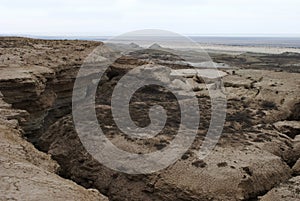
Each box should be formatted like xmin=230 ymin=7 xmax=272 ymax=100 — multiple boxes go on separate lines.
xmin=0 ymin=37 xmax=299 ymax=201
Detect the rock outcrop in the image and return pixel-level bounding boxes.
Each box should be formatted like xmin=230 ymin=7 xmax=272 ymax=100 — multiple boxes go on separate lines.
xmin=0 ymin=37 xmax=108 ymax=201
xmin=0 ymin=97 xmax=108 ymax=201
xmin=260 ymin=176 xmax=300 ymax=201
xmin=293 ymin=159 xmax=300 ymax=175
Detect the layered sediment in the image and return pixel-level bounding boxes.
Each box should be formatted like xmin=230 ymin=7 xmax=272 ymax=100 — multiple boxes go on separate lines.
xmin=0 ymin=37 xmax=108 ymax=201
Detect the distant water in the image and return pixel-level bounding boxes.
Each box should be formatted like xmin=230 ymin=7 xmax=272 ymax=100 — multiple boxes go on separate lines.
xmin=189 ymin=37 xmax=300 ymax=48
xmin=101 ymin=36 xmax=300 ymax=48
xmin=9 ymin=35 xmax=300 ymax=49
xmin=94 ymin=36 xmax=300 ymax=48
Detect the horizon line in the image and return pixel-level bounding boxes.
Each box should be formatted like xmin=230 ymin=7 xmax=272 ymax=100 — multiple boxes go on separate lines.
xmin=1 ymin=33 xmax=300 ymax=38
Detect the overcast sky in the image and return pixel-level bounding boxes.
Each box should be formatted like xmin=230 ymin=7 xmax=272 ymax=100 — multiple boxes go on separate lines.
xmin=1 ymin=0 xmax=299 ymax=36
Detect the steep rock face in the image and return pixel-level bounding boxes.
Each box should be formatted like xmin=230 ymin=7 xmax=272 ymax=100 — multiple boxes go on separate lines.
xmin=0 ymin=37 xmax=102 ymax=141
xmin=0 ymin=37 xmax=108 ymax=201
xmin=0 ymin=66 xmax=55 ymax=136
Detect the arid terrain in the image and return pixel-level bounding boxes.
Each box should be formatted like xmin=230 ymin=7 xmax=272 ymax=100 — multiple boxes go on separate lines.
xmin=0 ymin=37 xmax=299 ymax=201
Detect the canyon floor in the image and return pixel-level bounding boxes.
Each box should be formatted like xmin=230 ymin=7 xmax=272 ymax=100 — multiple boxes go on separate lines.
xmin=0 ymin=37 xmax=299 ymax=201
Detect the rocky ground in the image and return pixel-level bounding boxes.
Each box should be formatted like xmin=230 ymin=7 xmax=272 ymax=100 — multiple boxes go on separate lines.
xmin=0 ymin=37 xmax=299 ymax=200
